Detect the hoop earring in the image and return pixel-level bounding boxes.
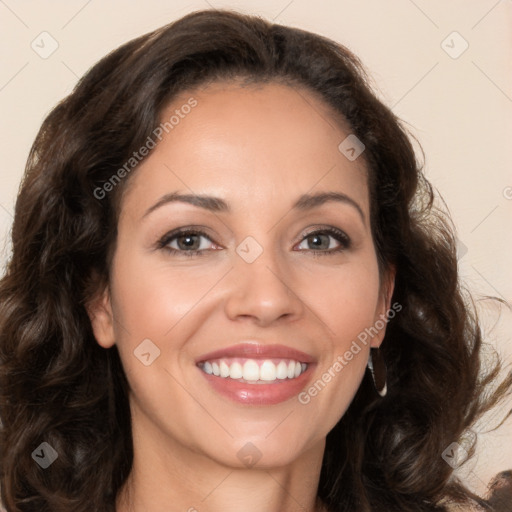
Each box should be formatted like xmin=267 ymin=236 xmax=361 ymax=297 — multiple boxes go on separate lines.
xmin=367 ymin=347 xmax=387 ymax=397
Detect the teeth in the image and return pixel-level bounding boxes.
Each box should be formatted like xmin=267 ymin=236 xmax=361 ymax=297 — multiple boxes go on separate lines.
xmin=287 ymin=361 xmax=295 ymax=379
xmin=242 ymin=360 xmax=259 ymax=381
xmin=260 ymin=360 xmax=276 ymax=381
xmin=230 ymin=362 xmax=243 ymax=379
xmin=200 ymin=358 xmax=308 ymax=382
xmin=220 ymin=360 xmax=230 ymax=377
xmin=276 ymin=361 xmax=288 ymax=379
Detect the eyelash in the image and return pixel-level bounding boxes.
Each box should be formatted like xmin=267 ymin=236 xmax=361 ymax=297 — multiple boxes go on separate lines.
xmin=156 ymin=227 xmax=351 ymax=258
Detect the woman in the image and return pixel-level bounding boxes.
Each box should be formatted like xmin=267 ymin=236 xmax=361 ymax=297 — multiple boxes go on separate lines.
xmin=0 ymin=9 xmax=510 ymax=512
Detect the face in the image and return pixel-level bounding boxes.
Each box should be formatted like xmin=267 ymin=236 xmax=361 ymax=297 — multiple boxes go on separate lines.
xmin=88 ymin=81 xmax=394 ymax=470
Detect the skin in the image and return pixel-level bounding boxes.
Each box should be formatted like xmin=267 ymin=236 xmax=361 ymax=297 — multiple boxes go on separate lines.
xmin=88 ymin=81 xmax=395 ymax=512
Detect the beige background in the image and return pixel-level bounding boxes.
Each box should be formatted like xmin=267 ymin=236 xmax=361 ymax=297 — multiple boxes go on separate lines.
xmin=0 ymin=0 xmax=511 ymax=502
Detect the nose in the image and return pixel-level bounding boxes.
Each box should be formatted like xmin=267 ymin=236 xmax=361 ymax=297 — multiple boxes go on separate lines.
xmin=223 ymin=243 xmax=305 ymax=327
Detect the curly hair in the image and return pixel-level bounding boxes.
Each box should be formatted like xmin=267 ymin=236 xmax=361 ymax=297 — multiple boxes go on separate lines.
xmin=0 ymin=8 xmax=511 ymax=512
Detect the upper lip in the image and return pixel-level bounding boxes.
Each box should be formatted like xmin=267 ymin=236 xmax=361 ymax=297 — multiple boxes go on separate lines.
xmin=196 ymin=342 xmax=316 ymax=364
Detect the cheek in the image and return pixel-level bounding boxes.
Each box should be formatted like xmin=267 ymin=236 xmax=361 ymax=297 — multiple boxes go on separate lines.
xmin=110 ymin=250 xmax=220 ymax=341
xmin=107 ymin=252 xmax=218 ymax=413
xmin=303 ymin=257 xmax=381 ymax=345
xmin=298 ymin=258 xmax=380 ymax=408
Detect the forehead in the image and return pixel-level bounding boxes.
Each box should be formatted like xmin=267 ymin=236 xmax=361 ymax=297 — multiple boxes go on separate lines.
xmin=120 ymin=81 xmax=369 ymax=220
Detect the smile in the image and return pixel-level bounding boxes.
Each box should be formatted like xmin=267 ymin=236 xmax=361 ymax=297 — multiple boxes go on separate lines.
xmin=195 ymin=343 xmax=316 ymax=405
xmin=199 ymin=358 xmax=308 ymax=382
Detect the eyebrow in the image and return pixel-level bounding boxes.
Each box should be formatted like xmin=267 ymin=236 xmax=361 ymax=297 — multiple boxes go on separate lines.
xmin=142 ymin=191 xmax=365 ymax=224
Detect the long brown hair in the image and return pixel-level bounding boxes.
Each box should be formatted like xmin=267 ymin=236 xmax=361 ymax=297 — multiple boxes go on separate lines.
xmin=1 ymin=9 xmax=511 ymax=512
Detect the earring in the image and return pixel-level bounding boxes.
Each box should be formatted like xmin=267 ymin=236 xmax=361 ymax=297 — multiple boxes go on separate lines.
xmin=367 ymin=347 xmax=387 ymax=397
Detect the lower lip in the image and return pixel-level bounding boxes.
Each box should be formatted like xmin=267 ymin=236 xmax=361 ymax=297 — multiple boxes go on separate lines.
xmin=198 ymin=365 xmax=315 ymax=405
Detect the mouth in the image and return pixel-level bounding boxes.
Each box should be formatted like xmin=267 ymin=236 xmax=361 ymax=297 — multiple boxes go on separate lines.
xmin=195 ymin=343 xmax=316 ymax=405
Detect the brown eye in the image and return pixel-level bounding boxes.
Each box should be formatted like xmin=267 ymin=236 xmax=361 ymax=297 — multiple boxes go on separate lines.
xmin=296 ymin=228 xmax=351 ymax=255
xmin=305 ymin=233 xmax=331 ymax=250
xmin=175 ymin=233 xmax=202 ymax=251
xmin=158 ymin=229 xmax=216 ymax=257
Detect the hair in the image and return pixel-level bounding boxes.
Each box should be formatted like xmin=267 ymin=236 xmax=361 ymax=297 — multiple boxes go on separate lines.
xmin=0 ymin=8 xmax=511 ymax=512
xmin=486 ymin=471 xmax=512 ymax=511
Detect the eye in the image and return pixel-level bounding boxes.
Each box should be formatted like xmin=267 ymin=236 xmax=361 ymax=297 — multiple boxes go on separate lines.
xmin=295 ymin=227 xmax=351 ymax=256
xmin=157 ymin=228 xmax=218 ymax=257
xmin=156 ymin=226 xmax=351 ymax=258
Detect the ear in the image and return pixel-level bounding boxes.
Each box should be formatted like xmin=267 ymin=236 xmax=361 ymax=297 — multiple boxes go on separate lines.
xmin=371 ymin=264 xmax=396 ymax=349
xmin=86 ymin=284 xmax=116 ymax=349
